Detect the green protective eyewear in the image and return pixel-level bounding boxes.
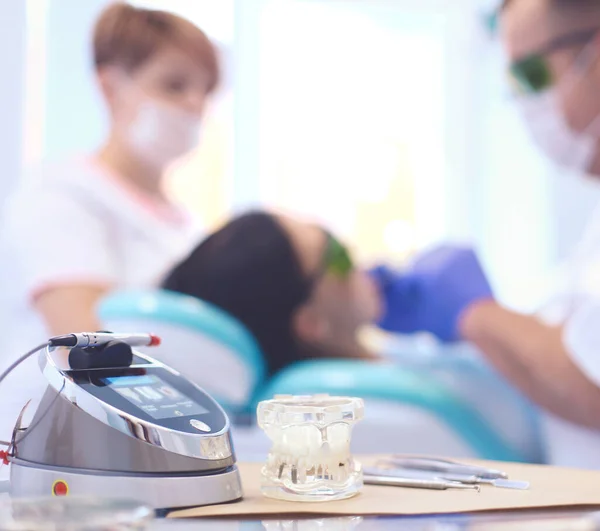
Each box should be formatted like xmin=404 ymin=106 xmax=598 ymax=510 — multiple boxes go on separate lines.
xmin=321 ymin=231 xmax=354 ymax=279
xmin=509 ymin=28 xmax=598 ymax=94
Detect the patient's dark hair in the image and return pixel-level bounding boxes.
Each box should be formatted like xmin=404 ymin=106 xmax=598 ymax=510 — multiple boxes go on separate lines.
xmin=163 ymin=211 xmax=313 ymax=376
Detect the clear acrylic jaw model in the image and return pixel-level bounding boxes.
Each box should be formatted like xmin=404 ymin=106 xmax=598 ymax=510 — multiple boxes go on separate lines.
xmin=257 ymin=394 xmax=365 ymax=502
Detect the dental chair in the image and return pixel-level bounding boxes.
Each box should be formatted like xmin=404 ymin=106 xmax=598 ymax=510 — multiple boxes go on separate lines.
xmin=98 ymin=289 xmax=265 ymax=414
xmin=99 ymin=290 xmax=545 ymax=463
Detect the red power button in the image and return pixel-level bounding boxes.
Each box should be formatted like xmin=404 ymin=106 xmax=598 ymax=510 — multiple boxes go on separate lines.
xmin=52 ymin=480 xmax=69 ymax=496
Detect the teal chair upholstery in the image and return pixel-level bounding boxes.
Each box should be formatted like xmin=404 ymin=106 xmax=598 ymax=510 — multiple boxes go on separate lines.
xmin=99 ymin=289 xmax=265 ymax=414
xmin=99 ymin=289 xmax=544 ymax=462
xmin=255 ymin=359 xmax=544 ymax=463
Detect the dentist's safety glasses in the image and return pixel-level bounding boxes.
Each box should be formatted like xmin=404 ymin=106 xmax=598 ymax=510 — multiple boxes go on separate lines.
xmin=509 ymin=28 xmax=598 ymax=94
xmin=0 ymin=497 xmax=153 ymax=530
xmin=257 ymin=394 xmax=364 ymax=502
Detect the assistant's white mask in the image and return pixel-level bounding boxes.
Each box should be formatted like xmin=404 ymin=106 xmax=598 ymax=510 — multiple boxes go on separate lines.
xmin=127 ymin=97 xmax=202 ymax=169
xmin=516 ymin=89 xmax=600 ymax=173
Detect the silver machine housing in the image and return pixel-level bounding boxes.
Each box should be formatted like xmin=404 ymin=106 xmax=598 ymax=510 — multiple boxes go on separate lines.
xmin=9 ymin=345 xmax=243 ymax=509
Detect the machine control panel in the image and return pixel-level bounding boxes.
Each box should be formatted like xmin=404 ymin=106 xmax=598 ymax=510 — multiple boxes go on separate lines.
xmin=66 ymin=363 xmax=227 ymax=435
xmin=101 ymin=374 xmax=208 ymax=421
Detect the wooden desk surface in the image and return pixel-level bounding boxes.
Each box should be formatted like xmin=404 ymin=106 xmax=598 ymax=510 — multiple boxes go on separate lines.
xmin=171 ymin=457 xmax=600 ymax=519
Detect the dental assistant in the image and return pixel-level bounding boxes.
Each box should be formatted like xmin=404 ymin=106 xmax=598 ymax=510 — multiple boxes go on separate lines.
xmin=371 ymin=0 xmax=600 ymax=468
xmin=3 ymin=2 xmax=219 ymax=339
xmin=0 ymin=3 xmax=218 ymax=449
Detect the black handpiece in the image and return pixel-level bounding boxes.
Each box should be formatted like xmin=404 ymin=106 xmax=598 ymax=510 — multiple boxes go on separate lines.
xmin=68 ymin=340 xmax=134 ymax=370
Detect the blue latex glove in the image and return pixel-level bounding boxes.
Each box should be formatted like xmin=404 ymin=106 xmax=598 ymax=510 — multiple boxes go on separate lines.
xmin=370 ymin=246 xmax=494 ymax=342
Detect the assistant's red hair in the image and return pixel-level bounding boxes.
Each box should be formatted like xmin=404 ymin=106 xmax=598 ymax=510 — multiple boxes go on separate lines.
xmin=93 ymin=2 xmax=220 ymax=93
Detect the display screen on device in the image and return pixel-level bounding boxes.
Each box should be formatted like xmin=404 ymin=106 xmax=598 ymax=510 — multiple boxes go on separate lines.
xmin=102 ymin=374 xmax=209 ymax=420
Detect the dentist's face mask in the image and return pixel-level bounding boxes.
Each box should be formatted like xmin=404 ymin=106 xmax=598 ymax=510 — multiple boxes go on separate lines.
xmin=509 ymin=29 xmax=600 ymax=173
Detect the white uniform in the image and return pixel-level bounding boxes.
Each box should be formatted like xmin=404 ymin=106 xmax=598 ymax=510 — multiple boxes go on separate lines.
xmin=0 ymin=156 xmax=201 ymax=470
xmin=538 ymin=202 xmax=600 ymax=468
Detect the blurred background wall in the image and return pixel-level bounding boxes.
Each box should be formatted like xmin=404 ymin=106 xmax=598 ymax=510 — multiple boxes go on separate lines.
xmin=4 ymin=0 xmax=600 ymax=316
xmin=0 ymin=0 xmax=26 ymax=199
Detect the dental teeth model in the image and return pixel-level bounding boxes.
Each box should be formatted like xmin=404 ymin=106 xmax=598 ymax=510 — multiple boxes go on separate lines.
xmin=257 ymin=394 xmax=364 ymax=502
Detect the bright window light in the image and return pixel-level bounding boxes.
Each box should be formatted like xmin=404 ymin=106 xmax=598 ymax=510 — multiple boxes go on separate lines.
xmin=127 ymin=0 xmax=233 ymax=44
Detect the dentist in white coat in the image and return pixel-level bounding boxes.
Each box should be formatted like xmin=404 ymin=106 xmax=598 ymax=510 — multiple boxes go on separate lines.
xmin=370 ymin=0 xmax=600 ymax=468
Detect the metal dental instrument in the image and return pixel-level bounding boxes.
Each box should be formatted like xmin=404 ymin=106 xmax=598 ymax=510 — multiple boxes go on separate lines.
xmin=382 ymin=456 xmax=509 ymax=480
xmin=365 ymin=466 xmax=529 ymax=491
xmin=364 ymin=474 xmax=481 ymax=492
xmin=443 ymin=475 xmax=529 ymax=490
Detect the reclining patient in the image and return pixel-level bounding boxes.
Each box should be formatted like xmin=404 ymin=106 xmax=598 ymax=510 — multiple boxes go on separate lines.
xmin=162 ymin=211 xmax=544 ymax=462
xmin=163 ymin=211 xmax=382 ymax=375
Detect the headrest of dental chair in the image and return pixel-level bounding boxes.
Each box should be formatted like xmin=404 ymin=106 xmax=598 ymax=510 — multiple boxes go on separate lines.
xmin=98 ymin=289 xmax=266 ymax=413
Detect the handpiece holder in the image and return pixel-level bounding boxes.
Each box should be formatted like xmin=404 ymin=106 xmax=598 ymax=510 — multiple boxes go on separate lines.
xmin=68 ymin=340 xmax=133 ymax=370
xmin=257 ymin=394 xmax=364 ymax=502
